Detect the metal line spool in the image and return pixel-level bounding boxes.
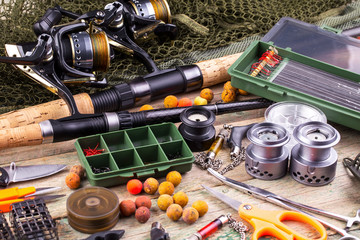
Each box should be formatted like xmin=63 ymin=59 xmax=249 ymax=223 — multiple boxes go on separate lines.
xmin=129 ymin=0 xmax=171 ymax=23
xmin=67 ymin=31 xmax=110 ymax=72
xmin=290 ymin=121 xmax=340 ymax=186
xmin=245 ymin=122 xmax=290 ymax=180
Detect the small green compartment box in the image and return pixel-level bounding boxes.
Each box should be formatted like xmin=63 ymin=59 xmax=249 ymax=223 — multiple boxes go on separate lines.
xmin=75 ymin=123 xmax=194 ymax=187
xmin=228 ymin=40 xmax=360 ymax=131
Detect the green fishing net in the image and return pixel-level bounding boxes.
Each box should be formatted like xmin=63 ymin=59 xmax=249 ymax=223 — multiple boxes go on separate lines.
xmin=0 ymin=0 xmax=358 ymax=113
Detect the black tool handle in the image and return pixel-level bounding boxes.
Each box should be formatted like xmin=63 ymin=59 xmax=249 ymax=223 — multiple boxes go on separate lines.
xmin=85 ymin=230 xmax=125 ymax=240
xmin=228 ymin=123 xmax=256 ymax=150
xmin=0 ymin=168 xmax=9 ymax=187
xmin=33 ymin=6 xmax=63 ymax=35
xmin=51 ymin=115 xmax=108 ymax=142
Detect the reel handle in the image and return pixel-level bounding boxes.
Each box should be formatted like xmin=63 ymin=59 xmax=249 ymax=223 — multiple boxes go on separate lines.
xmin=33 ymin=6 xmax=63 ymax=35
xmin=0 ymin=34 xmax=50 ymax=65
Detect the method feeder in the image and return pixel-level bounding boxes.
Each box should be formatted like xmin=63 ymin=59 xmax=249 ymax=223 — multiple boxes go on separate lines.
xmin=0 ymin=98 xmax=272 ymax=149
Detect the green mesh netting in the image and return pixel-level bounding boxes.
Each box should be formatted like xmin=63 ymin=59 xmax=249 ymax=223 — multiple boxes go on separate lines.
xmin=0 ymin=0 xmax=358 ymax=113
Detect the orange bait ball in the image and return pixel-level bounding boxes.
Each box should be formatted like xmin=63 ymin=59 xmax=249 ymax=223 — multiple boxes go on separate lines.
xmin=194 ymin=96 xmax=208 ymax=106
xmin=166 ymin=171 xmax=182 ymax=187
xmin=200 ymin=88 xmax=214 ymax=102
xmin=120 ymin=199 xmax=136 ymax=217
xmin=238 ymin=89 xmax=249 ymax=95
xmin=139 ymin=104 xmax=154 ymax=111
xmin=223 ymin=81 xmax=237 ymax=91
xmin=221 ymin=89 xmax=237 ymax=103
xmin=70 ymin=165 xmax=85 ymax=179
xmin=158 ymin=181 xmax=175 ymax=195
xmin=135 ymin=206 xmax=151 ymax=223
xmin=127 ymin=179 xmax=143 ymax=195
xmin=192 ymin=200 xmax=208 ymax=217
xmin=164 ymin=95 xmax=178 ymax=108
xmin=135 ymin=196 xmax=152 ymax=209
xmin=177 ymin=98 xmax=193 ymax=107
xmin=65 ymin=173 xmax=81 ymax=189
xmin=143 ymin=177 xmax=159 ymax=195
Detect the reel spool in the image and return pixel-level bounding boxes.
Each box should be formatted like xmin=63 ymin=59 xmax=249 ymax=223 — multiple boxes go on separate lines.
xmin=66 ymin=31 xmax=111 ymax=73
xmin=178 ymin=106 xmax=216 ymax=152
xmin=290 ymin=121 xmax=340 ymax=186
xmin=128 ymin=0 xmax=171 ymax=23
xmin=66 ymin=187 xmax=120 ymax=234
xmin=245 ymin=122 xmax=290 ymax=180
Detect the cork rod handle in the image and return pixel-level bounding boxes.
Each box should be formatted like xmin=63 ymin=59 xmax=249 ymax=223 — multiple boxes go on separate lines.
xmin=196 ymin=52 xmax=242 ymax=88
xmin=0 ymin=93 xmax=94 ymax=129
xmin=0 ymin=124 xmax=43 ymax=149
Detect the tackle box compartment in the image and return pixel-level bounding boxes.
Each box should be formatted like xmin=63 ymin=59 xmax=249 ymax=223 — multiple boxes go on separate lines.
xmin=74 ymin=122 xmax=194 ymax=187
xmin=228 ymin=40 xmax=360 ymax=131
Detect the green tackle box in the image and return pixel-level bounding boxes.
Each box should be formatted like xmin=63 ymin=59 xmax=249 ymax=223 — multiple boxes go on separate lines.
xmin=228 ymin=40 xmax=360 ymax=131
xmin=74 ymin=123 xmax=194 ymax=187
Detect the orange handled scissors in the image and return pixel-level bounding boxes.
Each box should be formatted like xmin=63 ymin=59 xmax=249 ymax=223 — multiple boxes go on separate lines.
xmin=0 ymin=186 xmax=63 ymax=212
xmin=207 ymin=168 xmax=360 ymax=240
xmin=202 ymin=184 xmax=326 ymax=240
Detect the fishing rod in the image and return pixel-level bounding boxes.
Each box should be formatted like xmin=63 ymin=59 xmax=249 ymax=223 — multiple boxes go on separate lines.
xmin=0 ymin=52 xmax=241 ymax=130
xmin=0 ymin=98 xmax=272 ymax=149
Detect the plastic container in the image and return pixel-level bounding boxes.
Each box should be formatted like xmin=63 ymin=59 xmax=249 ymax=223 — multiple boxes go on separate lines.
xmin=262 ymin=17 xmax=360 ymax=74
xmin=265 ymin=101 xmax=327 ymax=151
xmin=228 ymin=40 xmax=360 ymax=131
xmin=66 ymin=187 xmax=119 ymax=233
xmin=74 ymin=123 xmax=194 ymax=187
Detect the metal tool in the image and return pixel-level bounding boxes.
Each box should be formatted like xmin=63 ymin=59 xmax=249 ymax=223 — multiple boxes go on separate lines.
xmin=150 ymin=222 xmax=170 ymax=240
xmin=0 ymin=162 xmax=66 ymax=187
xmin=201 ymin=184 xmax=326 ymax=240
xmin=0 ymin=186 xmax=64 ymax=213
xmin=290 ymin=121 xmax=341 ymax=186
xmin=245 ymin=122 xmax=290 ymax=180
xmin=224 ymin=123 xmax=255 ymax=159
xmin=207 ymin=168 xmax=360 ymax=240
xmin=343 ymin=153 xmax=360 ymax=180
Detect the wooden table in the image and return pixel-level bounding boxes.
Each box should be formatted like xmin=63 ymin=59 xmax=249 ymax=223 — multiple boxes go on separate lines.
xmin=1 ymin=83 xmax=360 ymax=240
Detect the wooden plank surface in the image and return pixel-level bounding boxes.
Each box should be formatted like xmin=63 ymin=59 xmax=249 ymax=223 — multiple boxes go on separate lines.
xmin=1 ymin=83 xmax=360 ymax=240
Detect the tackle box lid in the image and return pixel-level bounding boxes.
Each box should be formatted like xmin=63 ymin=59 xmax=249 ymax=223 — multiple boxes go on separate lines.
xmin=262 ymin=17 xmax=360 ymax=74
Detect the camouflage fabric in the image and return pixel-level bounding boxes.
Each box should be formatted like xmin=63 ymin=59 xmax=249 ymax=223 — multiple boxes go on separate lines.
xmin=0 ymin=0 xmax=358 ymax=113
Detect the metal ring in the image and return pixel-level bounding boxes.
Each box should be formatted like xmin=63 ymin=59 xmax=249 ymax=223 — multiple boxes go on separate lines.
xmin=39 ymin=120 xmax=54 ymax=144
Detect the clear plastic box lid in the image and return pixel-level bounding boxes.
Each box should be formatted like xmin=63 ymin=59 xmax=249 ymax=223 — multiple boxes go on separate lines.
xmin=262 ymin=17 xmax=360 ymax=74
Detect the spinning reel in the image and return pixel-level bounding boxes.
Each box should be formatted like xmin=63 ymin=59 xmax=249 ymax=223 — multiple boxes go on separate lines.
xmin=0 ymin=0 xmax=176 ymax=115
